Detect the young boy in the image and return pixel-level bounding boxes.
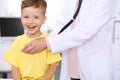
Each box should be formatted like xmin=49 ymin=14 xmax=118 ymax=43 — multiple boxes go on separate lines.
xmin=3 ymin=0 xmax=61 ymax=80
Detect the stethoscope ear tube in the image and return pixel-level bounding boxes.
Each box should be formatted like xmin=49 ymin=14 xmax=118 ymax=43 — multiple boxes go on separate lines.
xmin=58 ymin=0 xmax=82 ymax=34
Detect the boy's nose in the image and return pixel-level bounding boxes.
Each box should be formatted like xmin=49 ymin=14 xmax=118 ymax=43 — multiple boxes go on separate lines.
xmin=28 ymin=18 xmax=34 ymax=23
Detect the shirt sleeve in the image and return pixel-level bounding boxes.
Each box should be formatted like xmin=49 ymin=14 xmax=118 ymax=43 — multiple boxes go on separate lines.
xmin=3 ymin=38 xmax=19 ymax=68
xmin=47 ymin=0 xmax=114 ymax=53
xmin=46 ymin=51 xmax=62 ymax=65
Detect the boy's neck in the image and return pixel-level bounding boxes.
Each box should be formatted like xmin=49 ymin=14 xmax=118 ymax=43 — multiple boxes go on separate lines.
xmin=26 ymin=32 xmax=42 ymax=38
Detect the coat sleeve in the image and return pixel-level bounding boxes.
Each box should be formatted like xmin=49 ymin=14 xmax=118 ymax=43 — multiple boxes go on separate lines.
xmin=47 ymin=0 xmax=114 ymax=53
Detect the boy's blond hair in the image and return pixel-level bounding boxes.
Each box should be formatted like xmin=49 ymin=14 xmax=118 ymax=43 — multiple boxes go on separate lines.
xmin=21 ymin=0 xmax=47 ymax=16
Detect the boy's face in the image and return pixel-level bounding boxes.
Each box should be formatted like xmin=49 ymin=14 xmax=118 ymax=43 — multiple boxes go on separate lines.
xmin=21 ymin=6 xmax=46 ymax=37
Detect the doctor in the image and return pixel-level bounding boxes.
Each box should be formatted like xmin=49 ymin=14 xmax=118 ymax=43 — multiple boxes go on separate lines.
xmin=22 ymin=0 xmax=114 ymax=80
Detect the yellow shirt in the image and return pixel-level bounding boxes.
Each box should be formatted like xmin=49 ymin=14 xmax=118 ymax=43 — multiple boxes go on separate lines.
xmin=3 ymin=34 xmax=61 ymax=80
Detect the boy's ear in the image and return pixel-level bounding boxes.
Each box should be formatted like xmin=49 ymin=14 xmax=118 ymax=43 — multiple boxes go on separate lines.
xmin=42 ymin=16 xmax=47 ymax=24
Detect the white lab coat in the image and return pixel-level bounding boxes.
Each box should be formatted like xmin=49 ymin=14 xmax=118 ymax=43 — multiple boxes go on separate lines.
xmin=47 ymin=0 xmax=114 ymax=80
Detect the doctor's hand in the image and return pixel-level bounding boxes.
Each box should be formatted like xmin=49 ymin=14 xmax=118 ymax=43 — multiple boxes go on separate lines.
xmin=22 ymin=38 xmax=47 ymax=54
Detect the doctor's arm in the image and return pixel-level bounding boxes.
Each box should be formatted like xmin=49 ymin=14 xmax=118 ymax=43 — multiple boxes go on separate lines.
xmin=46 ymin=0 xmax=114 ymax=53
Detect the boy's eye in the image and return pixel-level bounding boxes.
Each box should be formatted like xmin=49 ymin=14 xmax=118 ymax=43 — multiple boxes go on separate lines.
xmin=24 ymin=16 xmax=29 ymax=19
xmin=35 ymin=16 xmax=39 ymax=19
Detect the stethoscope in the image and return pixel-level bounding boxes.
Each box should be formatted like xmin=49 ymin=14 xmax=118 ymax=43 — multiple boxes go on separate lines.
xmin=58 ymin=0 xmax=82 ymax=34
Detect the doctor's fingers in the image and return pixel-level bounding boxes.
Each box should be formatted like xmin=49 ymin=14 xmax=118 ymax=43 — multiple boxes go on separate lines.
xmin=26 ymin=47 xmax=40 ymax=54
xmin=22 ymin=43 xmax=34 ymax=53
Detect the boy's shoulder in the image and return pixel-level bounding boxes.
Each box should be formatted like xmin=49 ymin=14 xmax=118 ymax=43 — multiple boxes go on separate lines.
xmin=14 ymin=34 xmax=25 ymax=40
xmin=39 ymin=33 xmax=48 ymax=38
